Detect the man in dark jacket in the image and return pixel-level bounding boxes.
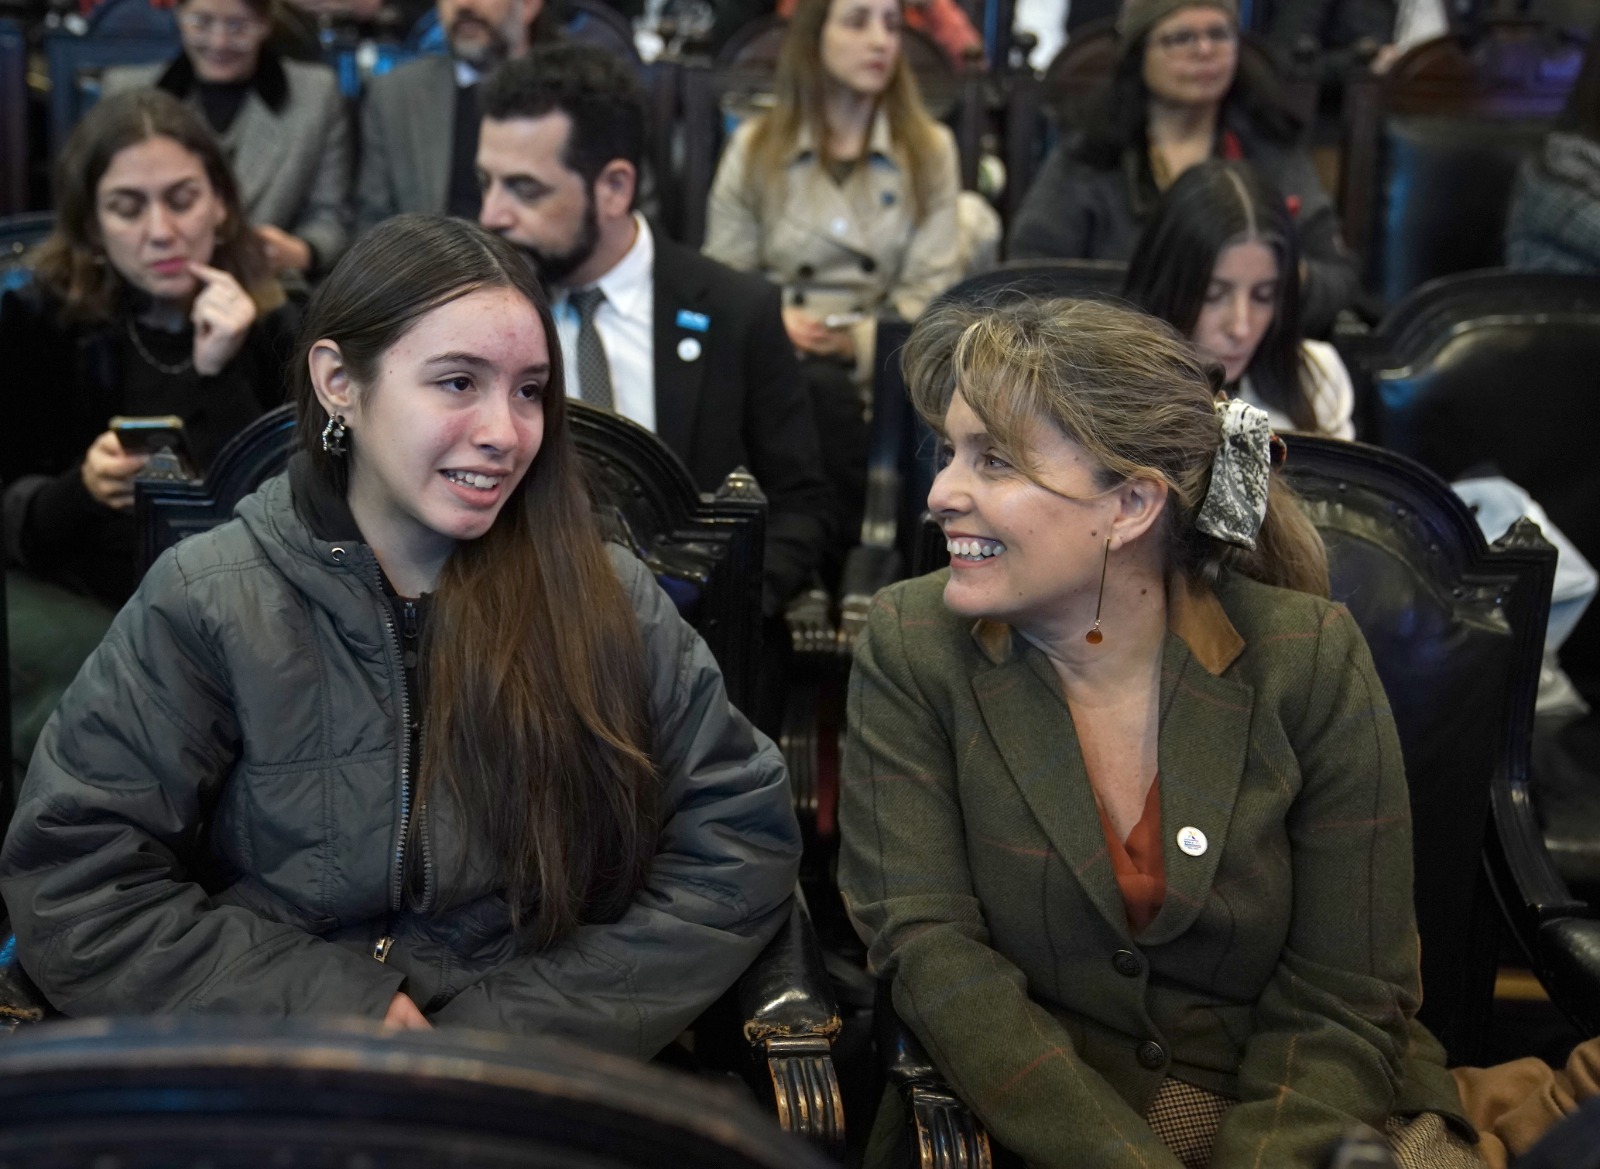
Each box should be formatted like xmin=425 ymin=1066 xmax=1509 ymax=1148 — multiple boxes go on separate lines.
xmin=474 ymin=43 xmax=835 ymax=620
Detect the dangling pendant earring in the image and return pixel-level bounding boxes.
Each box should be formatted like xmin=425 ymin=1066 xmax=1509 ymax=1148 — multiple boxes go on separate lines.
xmin=1085 ymin=536 xmax=1111 ymax=645
xmin=321 ymin=413 xmax=349 ymax=456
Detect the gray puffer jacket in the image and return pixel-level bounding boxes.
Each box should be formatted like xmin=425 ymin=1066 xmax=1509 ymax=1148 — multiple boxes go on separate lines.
xmin=0 ymin=471 xmax=801 ymax=1055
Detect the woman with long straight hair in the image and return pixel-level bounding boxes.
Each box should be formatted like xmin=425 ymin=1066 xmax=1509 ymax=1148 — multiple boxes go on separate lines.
xmin=1123 ymin=158 xmax=1355 ymax=438
xmin=704 ymin=0 xmax=991 ymax=564
xmin=0 ymin=214 xmax=800 ymax=1044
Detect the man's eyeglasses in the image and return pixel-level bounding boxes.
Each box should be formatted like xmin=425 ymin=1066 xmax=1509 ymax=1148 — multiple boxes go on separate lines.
xmin=178 ymin=12 xmax=264 ymax=38
xmin=1152 ymin=25 xmax=1237 ymax=52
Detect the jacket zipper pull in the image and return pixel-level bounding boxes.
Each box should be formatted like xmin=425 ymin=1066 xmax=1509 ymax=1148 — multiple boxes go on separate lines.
xmin=402 ymin=601 xmax=419 ymax=670
xmin=372 ymin=936 xmax=395 ymax=963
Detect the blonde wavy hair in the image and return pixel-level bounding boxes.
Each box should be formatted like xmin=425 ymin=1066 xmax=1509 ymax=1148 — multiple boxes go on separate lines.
xmin=742 ymin=0 xmax=947 ymax=223
xmin=903 ymin=296 xmax=1329 ymax=596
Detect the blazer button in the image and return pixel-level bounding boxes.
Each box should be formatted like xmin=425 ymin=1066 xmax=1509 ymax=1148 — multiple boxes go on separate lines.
xmin=860 ymin=256 xmax=877 ymax=274
xmin=1136 ymin=1041 xmax=1167 ymax=1070
xmin=1112 ymin=949 xmax=1142 ymax=978
xmin=792 ymin=291 xmax=806 ymax=306
xmin=797 ymin=264 xmax=814 ymax=279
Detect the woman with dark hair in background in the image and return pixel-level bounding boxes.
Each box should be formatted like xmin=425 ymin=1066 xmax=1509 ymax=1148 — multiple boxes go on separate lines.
xmin=102 ymin=0 xmax=352 ymax=276
xmin=1507 ymin=19 xmax=1600 ymax=272
xmin=0 ymin=214 xmax=800 ymax=1041
xmin=1123 ymin=159 xmax=1354 ymax=438
xmin=0 ymin=88 xmax=298 ymax=780
xmin=1008 ymin=0 xmax=1357 ymax=335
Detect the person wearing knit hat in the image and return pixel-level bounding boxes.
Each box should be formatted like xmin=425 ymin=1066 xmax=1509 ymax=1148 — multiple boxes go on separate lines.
xmin=1116 ymin=0 xmax=1238 ymax=51
xmin=1008 ymin=0 xmax=1358 ymax=336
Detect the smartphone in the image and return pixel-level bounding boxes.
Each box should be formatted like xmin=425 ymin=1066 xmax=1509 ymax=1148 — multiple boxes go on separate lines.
xmin=110 ymin=415 xmax=197 ymax=479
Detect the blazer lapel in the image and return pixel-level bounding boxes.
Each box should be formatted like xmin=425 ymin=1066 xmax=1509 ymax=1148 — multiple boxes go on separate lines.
xmin=650 ymin=240 xmax=708 ymax=464
xmin=1140 ymin=634 xmax=1254 ymax=946
xmin=226 ymin=93 xmax=280 ymax=216
xmin=970 ymin=642 xmax=1133 ymax=939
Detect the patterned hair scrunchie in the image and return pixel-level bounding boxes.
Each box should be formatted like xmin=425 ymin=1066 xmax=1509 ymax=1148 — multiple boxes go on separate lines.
xmin=1196 ymin=398 xmax=1273 ymax=549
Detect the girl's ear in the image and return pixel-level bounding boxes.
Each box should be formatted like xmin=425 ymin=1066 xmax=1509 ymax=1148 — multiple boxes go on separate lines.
xmin=307 ymin=340 xmax=358 ymax=419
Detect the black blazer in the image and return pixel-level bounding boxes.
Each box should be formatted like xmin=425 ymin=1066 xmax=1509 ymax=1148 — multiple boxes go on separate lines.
xmin=650 ymin=237 xmax=833 ymax=614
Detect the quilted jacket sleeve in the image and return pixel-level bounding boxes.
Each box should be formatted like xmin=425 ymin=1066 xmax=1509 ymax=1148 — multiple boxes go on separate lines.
xmin=429 ymin=550 xmax=802 ymax=1055
xmin=0 ymin=549 xmax=407 ymax=1018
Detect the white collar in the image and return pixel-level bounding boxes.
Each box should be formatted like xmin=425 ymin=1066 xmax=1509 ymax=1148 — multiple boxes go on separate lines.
xmin=560 ymin=213 xmax=654 ymax=321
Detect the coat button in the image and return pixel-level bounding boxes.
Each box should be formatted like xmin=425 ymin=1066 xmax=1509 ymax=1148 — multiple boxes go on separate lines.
xmin=1112 ymin=949 xmax=1142 ymax=978
xmin=1136 ymin=1041 xmax=1166 ymax=1070
xmin=797 ymin=264 xmax=814 ymax=279
xmin=860 ymin=256 xmax=877 ymax=274
xmin=792 ymin=291 xmax=806 ymax=306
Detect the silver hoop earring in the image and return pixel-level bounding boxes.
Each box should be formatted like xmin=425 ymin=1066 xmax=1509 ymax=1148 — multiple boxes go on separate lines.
xmin=321 ymin=413 xmax=348 ymax=456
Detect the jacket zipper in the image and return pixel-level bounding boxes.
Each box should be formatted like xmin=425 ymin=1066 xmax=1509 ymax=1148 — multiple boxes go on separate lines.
xmin=376 ymin=573 xmax=412 ymax=926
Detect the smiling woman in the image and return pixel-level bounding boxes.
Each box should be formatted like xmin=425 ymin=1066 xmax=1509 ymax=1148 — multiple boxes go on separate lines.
xmin=0 ymin=214 xmax=801 ymax=1045
xmin=836 ymin=297 xmax=1507 ymax=1168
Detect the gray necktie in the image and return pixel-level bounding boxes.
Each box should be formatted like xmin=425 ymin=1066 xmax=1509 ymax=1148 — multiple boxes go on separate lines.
xmin=568 ymin=286 xmax=614 ymax=412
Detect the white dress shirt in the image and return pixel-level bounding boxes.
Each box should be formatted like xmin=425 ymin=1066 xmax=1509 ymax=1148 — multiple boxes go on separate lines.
xmin=553 ymin=213 xmax=657 ymax=433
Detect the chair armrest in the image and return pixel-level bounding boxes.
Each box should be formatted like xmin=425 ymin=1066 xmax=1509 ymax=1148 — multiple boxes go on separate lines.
xmin=873 ymin=979 xmax=994 ymax=1169
xmin=1536 ymin=917 xmax=1600 ymax=1038
xmin=725 ymin=899 xmax=845 ymax=1158
xmin=784 ymin=585 xmax=838 ymax=659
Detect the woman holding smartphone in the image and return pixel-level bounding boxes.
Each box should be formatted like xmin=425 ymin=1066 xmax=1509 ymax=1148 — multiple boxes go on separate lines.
xmin=0 ymin=214 xmax=800 ymax=1042
xmin=0 ymin=88 xmax=299 ymax=777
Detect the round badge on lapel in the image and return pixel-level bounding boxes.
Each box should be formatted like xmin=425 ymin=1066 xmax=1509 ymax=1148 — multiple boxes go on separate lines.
xmin=677 ymin=337 xmax=702 ymax=363
xmin=1176 ymin=826 xmax=1207 ymax=857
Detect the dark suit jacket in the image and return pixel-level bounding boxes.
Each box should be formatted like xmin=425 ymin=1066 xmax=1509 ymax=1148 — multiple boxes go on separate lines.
xmin=839 ymin=568 xmax=1469 ymax=1168
xmin=356 ymin=54 xmax=457 ymax=236
xmin=649 ymin=237 xmax=833 ymax=613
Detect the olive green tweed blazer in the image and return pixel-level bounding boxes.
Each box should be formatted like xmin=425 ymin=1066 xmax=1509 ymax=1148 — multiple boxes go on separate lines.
xmin=839 ymin=568 xmax=1469 ymax=1169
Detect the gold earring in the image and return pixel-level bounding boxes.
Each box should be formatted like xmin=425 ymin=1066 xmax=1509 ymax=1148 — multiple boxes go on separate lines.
xmin=1086 ymin=537 xmax=1111 ymax=645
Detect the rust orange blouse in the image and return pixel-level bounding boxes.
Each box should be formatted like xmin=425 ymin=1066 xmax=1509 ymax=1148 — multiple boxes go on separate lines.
xmin=1095 ymin=777 xmax=1167 ymax=934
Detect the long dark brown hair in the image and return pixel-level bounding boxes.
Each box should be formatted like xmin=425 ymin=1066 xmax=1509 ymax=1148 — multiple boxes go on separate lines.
xmin=1123 ymin=159 xmax=1319 ymax=432
xmin=291 ymin=214 xmax=657 ymax=946
xmin=904 ymin=296 xmax=1328 ymax=596
xmin=743 ymin=0 xmax=946 ymax=222
xmin=32 ymin=88 xmax=278 ymax=324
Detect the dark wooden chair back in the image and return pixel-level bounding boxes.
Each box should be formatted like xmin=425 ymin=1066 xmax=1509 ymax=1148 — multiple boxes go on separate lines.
xmin=1339 ymin=21 xmax=1582 ymax=304
xmin=1354 ymin=270 xmax=1600 ymax=682
xmin=0 ymin=1019 xmax=833 ymax=1167
xmin=1282 ymin=434 xmax=1559 ymax=1062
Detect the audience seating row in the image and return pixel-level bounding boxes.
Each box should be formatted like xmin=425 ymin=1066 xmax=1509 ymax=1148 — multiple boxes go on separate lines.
xmin=8 ymin=4 xmax=1588 ymax=302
